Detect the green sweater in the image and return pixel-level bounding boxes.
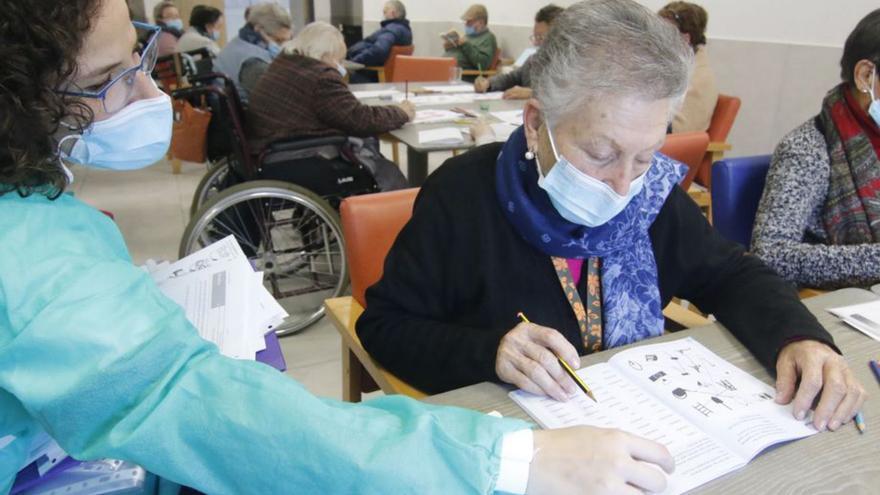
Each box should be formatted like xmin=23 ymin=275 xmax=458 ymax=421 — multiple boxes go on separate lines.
xmin=445 ymin=29 xmax=497 ymax=70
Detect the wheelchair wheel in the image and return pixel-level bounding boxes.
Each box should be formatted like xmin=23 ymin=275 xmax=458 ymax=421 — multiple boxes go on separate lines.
xmin=190 ymin=158 xmax=231 ymax=218
xmin=181 ymin=180 xmax=348 ymax=336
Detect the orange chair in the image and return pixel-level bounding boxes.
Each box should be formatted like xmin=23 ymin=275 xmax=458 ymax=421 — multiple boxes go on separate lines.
xmin=363 ymin=45 xmax=415 ymax=83
xmin=325 ymin=189 xmax=426 ymax=401
xmin=461 ymin=47 xmax=503 ymax=77
xmin=659 ymin=131 xmax=710 ymax=190
xmin=694 ymin=95 xmax=742 ymax=188
xmin=389 ymin=56 xmax=458 ymax=82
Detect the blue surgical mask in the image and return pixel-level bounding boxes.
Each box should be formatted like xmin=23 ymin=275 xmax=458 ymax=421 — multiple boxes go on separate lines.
xmin=536 ymin=124 xmax=647 ymax=227
xmin=267 ymin=41 xmax=282 ymax=58
xmin=210 ymin=30 xmax=221 ymax=41
xmin=464 ymin=25 xmax=477 ymax=36
xmin=336 ymin=63 xmax=347 ymax=78
xmin=59 ymin=93 xmax=173 ymax=170
xmin=868 ymin=70 xmax=880 ymax=128
xmin=165 ymin=19 xmax=184 ymax=31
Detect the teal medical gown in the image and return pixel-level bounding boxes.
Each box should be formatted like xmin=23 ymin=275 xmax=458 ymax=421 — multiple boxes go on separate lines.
xmin=0 ymin=191 xmax=530 ymax=494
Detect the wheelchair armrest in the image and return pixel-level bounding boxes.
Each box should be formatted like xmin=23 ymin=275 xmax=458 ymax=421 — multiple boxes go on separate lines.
xmin=265 ymin=136 xmax=348 ymax=153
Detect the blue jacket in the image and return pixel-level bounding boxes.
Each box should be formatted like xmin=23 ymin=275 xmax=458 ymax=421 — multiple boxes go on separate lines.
xmin=347 ymin=19 xmax=412 ymax=66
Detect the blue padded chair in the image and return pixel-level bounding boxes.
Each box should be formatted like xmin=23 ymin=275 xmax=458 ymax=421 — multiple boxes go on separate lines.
xmin=710 ymin=155 xmax=771 ymax=249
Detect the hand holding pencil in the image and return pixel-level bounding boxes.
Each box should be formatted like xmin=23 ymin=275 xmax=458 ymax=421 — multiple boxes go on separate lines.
xmin=494 ymin=311 xmax=585 ymax=402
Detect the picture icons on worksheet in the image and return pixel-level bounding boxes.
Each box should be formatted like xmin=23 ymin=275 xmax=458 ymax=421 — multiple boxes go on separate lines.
xmin=628 ymin=360 xmax=643 ymax=371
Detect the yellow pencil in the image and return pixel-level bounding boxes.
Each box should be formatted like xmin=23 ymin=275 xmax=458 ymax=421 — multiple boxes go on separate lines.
xmin=517 ymin=312 xmax=597 ymax=402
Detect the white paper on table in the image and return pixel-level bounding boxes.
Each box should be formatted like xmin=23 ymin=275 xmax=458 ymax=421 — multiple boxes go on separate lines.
xmin=420 ymin=84 xmax=475 ymax=94
xmin=352 ymin=89 xmax=402 ymax=100
xmin=151 ymin=235 xmax=248 ymax=283
xmin=490 ymin=123 xmax=519 ymax=141
xmin=393 ymin=93 xmax=478 ymax=106
xmin=491 ymin=110 xmax=525 ymax=127
xmin=473 ymin=92 xmax=504 ymax=101
xmin=411 ymin=109 xmax=463 ymax=125
xmin=418 ymin=127 xmax=466 ymax=145
xmin=252 ymin=272 xmax=288 ymax=333
xmin=829 ymin=300 xmax=880 ymax=341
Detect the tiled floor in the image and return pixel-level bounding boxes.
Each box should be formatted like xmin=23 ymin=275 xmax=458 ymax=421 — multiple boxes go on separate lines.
xmin=71 ymin=145 xmax=452 ymax=401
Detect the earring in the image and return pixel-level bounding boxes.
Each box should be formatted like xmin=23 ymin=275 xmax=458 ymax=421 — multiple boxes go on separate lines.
xmin=524 ymin=149 xmax=535 ymax=160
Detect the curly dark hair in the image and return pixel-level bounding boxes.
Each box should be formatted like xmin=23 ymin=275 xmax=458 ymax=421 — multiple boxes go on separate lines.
xmin=0 ymin=0 xmax=101 ymax=198
xmin=658 ymin=1 xmax=708 ymax=51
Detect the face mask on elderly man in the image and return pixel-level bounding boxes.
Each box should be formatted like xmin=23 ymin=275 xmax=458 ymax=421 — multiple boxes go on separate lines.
xmin=536 ymin=123 xmax=648 ymax=227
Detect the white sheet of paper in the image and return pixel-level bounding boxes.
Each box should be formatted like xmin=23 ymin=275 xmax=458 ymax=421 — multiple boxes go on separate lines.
xmin=490 ymin=123 xmax=518 ymax=141
xmin=418 ymin=127 xmax=465 ymax=145
xmin=515 ymin=47 xmax=538 ymax=67
xmin=491 ymin=110 xmax=525 ymax=127
xmin=829 ymin=300 xmax=880 ymax=341
xmin=411 ymin=109 xmax=462 ymax=125
xmin=421 ymin=84 xmax=475 ymax=94
xmin=352 ymin=89 xmax=402 ymax=100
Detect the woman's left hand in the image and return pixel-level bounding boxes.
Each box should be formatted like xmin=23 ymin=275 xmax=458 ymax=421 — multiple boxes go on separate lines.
xmin=775 ymin=340 xmax=867 ymax=431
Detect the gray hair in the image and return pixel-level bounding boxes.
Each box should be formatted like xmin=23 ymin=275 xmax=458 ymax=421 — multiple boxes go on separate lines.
xmin=248 ymin=2 xmax=292 ymax=36
xmin=385 ymin=1 xmax=407 ymax=19
xmin=283 ymin=22 xmax=345 ymax=61
xmin=531 ymin=0 xmax=694 ymax=123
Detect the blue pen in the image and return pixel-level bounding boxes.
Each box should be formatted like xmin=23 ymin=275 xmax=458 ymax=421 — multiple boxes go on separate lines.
xmin=870 ymin=360 xmax=880 ymax=385
xmin=854 ymin=412 xmax=866 ymax=434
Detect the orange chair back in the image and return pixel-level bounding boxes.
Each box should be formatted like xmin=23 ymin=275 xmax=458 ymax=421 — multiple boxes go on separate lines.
xmin=384 ymin=45 xmax=414 ymax=82
xmin=659 ymin=131 xmax=710 ymax=190
xmin=695 ymin=94 xmax=742 ymax=188
xmin=390 ymin=56 xmax=457 ymax=82
xmin=341 ymin=188 xmax=420 ymax=307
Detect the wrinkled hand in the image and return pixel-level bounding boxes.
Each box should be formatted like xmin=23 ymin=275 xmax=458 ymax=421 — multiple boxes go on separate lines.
xmin=527 ymin=427 xmax=675 ymax=495
xmin=775 ymin=340 xmax=867 ymax=431
xmin=469 ymin=119 xmax=494 ymax=145
xmin=473 ymin=76 xmax=491 ymax=93
xmin=495 ymin=322 xmax=580 ymax=401
xmin=503 ymin=86 xmax=533 ymax=100
xmin=397 ymin=100 xmax=416 ymax=121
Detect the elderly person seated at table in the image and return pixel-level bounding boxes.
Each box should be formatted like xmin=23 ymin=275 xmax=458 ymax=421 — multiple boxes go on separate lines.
xmin=474 ymin=4 xmax=564 ymax=100
xmin=176 ymin=5 xmax=224 ymax=56
xmin=753 ymin=9 xmax=880 ymax=290
xmin=247 ymin=21 xmax=414 ymax=191
xmin=347 ymin=1 xmax=412 ymax=83
xmin=214 ymin=2 xmax=292 ymax=102
xmin=153 ymin=1 xmax=183 ymax=57
xmin=658 ymin=1 xmax=718 ymax=133
xmin=443 ymin=4 xmax=497 ymax=73
xmin=358 ymin=0 xmax=865 ymax=435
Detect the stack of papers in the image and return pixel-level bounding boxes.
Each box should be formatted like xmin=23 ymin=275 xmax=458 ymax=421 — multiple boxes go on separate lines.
xmin=392 ymin=92 xmax=503 ymax=106
xmin=418 ymin=127 xmax=466 ymax=145
xmin=144 ymin=236 xmax=288 ymax=360
xmin=829 ymin=300 xmax=880 ymax=341
xmin=490 ymin=122 xmax=519 ymax=141
xmin=420 ymin=84 xmax=476 ymax=94
xmin=352 ymin=89 xmax=402 ymax=100
xmin=411 ymin=109 xmax=463 ymax=125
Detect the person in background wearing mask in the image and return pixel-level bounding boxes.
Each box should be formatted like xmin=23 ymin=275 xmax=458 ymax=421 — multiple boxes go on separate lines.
xmin=0 ymin=1 xmax=688 ymax=494
xmin=153 ymin=1 xmax=183 ymax=57
xmin=358 ymin=0 xmax=865 ymax=439
xmin=176 ymin=5 xmax=224 ymax=56
xmin=443 ymin=4 xmax=497 ymax=74
xmin=347 ymin=1 xmax=412 ymax=83
xmin=474 ymin=4 xmax=563 ymax=100
xmin=247 ymin=22 xmax=411 ymax=192
xmin=213 ymin=1 xmax=292 ymax=102
xmin=658 ymin=1 xmax=718 ymax=133
xmin=753 ymin=9 xmax=880 ymax=290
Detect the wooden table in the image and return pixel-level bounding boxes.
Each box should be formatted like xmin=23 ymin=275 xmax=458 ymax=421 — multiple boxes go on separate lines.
xmin=426 ymin=288 xmax=880 ymax=494
xmin=350 ymin=82 xmax=525 ymax=185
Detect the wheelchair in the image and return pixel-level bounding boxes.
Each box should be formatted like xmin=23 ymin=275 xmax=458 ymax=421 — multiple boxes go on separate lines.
xmin=173 ymin=74 xmax=379 ymax=336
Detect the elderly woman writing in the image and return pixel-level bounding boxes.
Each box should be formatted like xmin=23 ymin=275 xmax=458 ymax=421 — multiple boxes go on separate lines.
xmin=247 ymin=21 xmax=413 ymax=191
xmin=358 ymin=0 xmax=865 ymax=437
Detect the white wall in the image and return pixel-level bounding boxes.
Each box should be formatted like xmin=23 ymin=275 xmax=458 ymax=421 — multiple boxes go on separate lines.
xmin=361 ymin=0 xmax=879 ymax=156
xmin=363 ymin=0 xmax=874 ymax=47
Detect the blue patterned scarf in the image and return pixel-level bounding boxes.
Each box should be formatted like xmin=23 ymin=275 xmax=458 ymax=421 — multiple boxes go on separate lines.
xmin=495 ymin=127 xmax=685 ymax=348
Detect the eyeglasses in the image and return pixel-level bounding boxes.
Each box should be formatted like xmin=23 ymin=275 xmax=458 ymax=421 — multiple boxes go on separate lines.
xmin=58 ymin=22 xmax=161 ymax=114
xmin=529 ymin=33 xmax=545 ymax=44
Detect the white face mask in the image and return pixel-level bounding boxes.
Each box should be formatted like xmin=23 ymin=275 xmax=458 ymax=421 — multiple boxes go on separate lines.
xmin=537 ymin=123 xmax=647 ymax=227
xmin=336 ymin=62 xmax=347 ymax=78
xmin=59 ymin=93 xmax=173 ymax=170
xmin=868 ymin=70 xmax=880 ymax=128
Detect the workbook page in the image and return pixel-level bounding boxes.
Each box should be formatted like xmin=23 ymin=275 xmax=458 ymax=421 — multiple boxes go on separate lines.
xmin=510 ymin=363 xmax=744 ymax=495
xmin=610 ymin=338 xmax=818 ymax=460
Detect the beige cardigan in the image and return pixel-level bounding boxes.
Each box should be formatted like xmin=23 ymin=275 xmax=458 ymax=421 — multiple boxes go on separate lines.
xmin=672 ymin=46 xmax=719 ymax=133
